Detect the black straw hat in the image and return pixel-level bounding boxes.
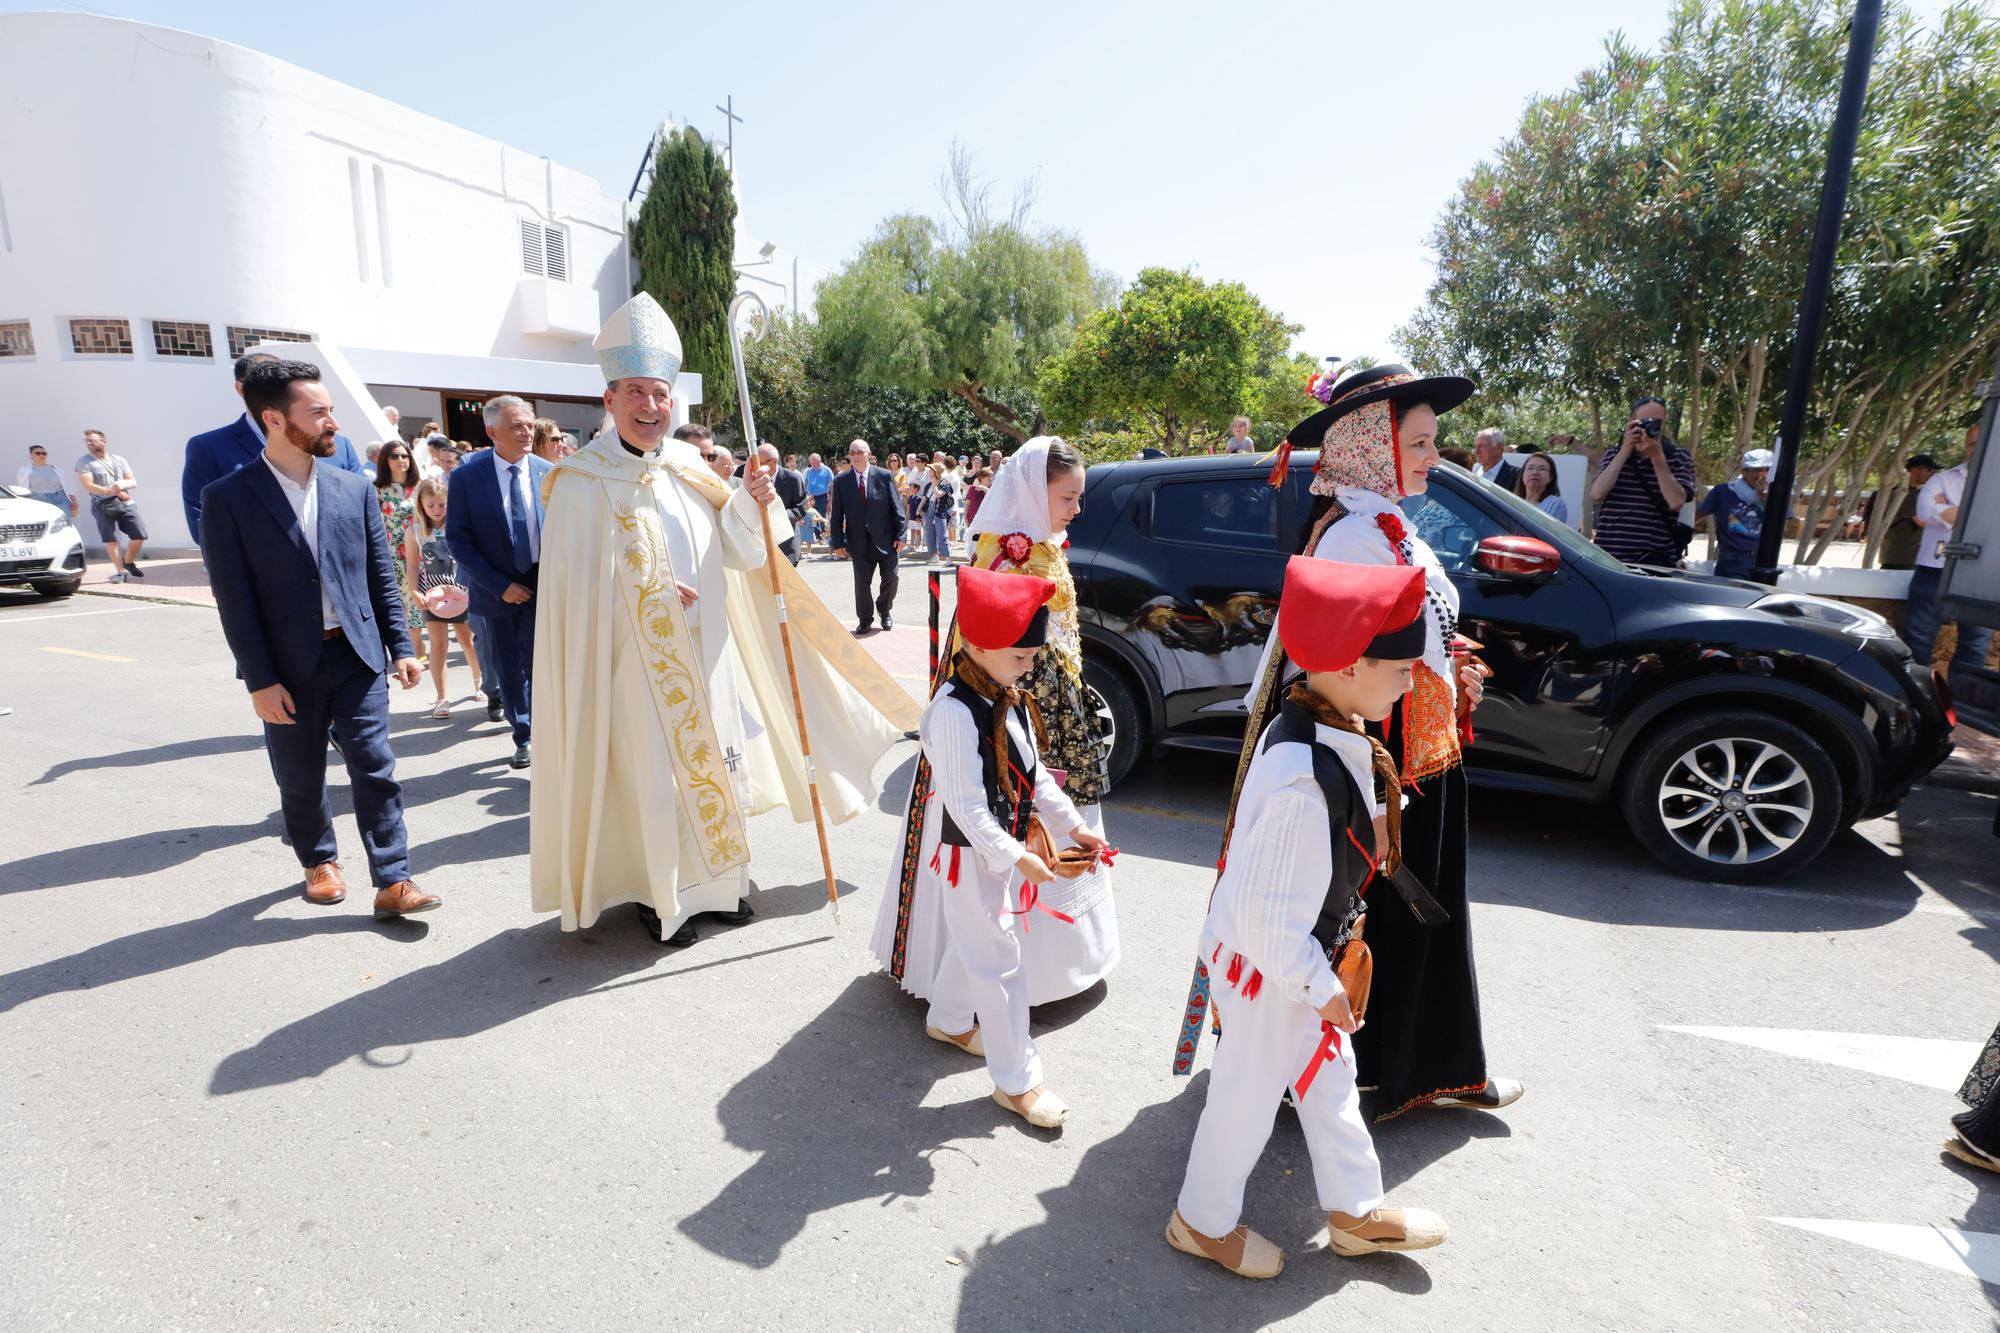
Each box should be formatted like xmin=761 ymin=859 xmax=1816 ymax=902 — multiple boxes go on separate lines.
xmin=1285 ymin=362 xmax=1477 ymax=450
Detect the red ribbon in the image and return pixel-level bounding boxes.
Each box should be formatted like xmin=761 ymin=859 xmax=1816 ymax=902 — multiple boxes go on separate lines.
xmin=1010 ymin=878 xmax=1077 ymax=930
xmin=1294 ymin=1021 xmax=1344 ymax=1099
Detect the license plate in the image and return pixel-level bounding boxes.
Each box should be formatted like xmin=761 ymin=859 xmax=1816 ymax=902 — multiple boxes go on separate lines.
xmin=0 ymin=547 xmax=35 ymax=559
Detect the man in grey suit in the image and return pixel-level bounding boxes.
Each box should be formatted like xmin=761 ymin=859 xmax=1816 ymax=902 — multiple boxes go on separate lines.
xmin=200 ymin=360 xmax=439 ymax=918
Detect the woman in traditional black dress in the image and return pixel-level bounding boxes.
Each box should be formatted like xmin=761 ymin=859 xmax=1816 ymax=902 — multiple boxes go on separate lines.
xmin=1247 ymin=363 xmax=1521 ymax=1122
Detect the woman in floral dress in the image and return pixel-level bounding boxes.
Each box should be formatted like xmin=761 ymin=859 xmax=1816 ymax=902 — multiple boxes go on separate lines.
xmin=373 ymin=439 xmax=423 ymax=644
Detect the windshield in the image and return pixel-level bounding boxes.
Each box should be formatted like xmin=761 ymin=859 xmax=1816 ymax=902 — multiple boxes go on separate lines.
xmin=1442 ymin=462 xmax=1631 ymax=575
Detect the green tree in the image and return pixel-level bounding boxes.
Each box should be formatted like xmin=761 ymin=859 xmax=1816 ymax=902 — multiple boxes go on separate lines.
xmin=817 ymin=147 xmax=1105 ymax=441
xmin=1400 ymin=0 xmax=2000 ymax=563
xmin=736 ymin=310 xmax=1029 ymax=460
xmin=1039 ymin=267 xmax=1311 ymax=454
xmin=631 ymin=128 xmax=738 ymax=424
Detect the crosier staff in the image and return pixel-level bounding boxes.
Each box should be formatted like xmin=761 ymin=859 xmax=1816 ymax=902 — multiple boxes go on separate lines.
xmin=727 ymin=290 xmax=842 ymax=923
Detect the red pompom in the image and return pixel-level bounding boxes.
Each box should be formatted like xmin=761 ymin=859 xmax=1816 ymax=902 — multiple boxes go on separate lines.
xmin=1375 ymin=511 xmax=1407 ymax=547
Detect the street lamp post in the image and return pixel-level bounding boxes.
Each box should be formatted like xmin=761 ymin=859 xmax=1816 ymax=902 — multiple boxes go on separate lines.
xmin=1753 ymin=0 xmax=1883 ymax=585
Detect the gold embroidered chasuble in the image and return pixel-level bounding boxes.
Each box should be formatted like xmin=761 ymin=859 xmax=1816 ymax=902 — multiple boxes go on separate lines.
xmin=529 ymin=431 xmax=919 ymax=930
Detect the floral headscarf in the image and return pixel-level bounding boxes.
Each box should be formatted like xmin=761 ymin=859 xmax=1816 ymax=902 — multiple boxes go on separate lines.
xmin=1313 ymin=394 xmax=1407 ymax=501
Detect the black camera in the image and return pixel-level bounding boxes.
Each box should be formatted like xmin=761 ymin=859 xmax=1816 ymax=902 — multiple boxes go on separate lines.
xmin=1633 ymin=417 xmax=1663 ymax=439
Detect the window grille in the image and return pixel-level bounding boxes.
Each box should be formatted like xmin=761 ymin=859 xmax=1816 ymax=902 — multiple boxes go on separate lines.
xmin=0 ymin=321 xmax=32 ymax=357
xmin=151 ymin=320 xmax=214 ymax=359
xmin=226 ymin=325 xmax=314 ymax=358
xmin=69 ymin=318 xmax=133 ymax=355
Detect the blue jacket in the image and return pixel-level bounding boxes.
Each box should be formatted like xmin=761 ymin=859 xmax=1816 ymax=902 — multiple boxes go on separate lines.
xmin=200 ymin=459 xmax=413 ymax=694
xmin=827 ymin=465 xmax=901 ymax=556
xmin=446 ymin=449 xmax=552 ymax=619
xmin=184 ymin=414 xmax=365 ymax=544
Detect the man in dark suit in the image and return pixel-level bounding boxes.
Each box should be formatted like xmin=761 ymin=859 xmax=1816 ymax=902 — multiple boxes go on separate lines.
xmin=200 ymin=360 xmax=438 ymax=918
xmin=184 ymin=352 xmax=367 ymax=546
xmin=742 ymin=442 xmax=807 ymax=565
xmin=447 ymin=394 xmax=551 ymax=769
xmin=1471 ymin=428 xmax=1521 ymax=492
xmin=826 ymin=437 xmax=903 ymax=634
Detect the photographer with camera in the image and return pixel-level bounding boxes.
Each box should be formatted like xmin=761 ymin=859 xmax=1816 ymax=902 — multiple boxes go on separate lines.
xmin=1588 ymin=396 xmax=1696 ymax=565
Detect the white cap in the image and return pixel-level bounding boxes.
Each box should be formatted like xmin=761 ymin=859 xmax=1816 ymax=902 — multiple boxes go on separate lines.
xmin=1742 ymin=448 xmax=1775 ymax=470
xmin=594 ymin=292 xmax=683 ymax=385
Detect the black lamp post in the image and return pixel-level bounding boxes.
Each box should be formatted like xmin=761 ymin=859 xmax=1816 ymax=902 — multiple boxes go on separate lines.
xmin=1753 ymin=0 xmax=1883 ymax=585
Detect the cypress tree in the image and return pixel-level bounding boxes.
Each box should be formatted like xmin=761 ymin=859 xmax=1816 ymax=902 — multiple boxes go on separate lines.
xmin=631 ymin=128 xmax=737 ymax=423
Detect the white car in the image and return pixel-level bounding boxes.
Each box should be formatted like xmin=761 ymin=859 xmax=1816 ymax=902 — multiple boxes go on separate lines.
xmin=0 ymin=486 xmax=86 ymax=599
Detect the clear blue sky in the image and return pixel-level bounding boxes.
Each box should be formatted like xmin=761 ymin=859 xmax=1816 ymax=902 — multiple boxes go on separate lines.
xmin=10 ymin=0 xmax=1978 ymax=361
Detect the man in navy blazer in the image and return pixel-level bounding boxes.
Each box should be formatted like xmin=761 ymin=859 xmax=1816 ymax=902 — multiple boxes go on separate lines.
xmin=200 ymin=359 xmax=439 ymax=918
xmin=446 ymin=395 xmax=550 ymax=769
xmin=184 ymin=351 xmax=366 ymax=545
xmin=826 ymin=437 xmax=903 ymax=634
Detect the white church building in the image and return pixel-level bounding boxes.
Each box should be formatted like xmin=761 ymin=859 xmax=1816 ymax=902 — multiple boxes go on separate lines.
xmin=0 ymin=12 xmax=814 ymax=549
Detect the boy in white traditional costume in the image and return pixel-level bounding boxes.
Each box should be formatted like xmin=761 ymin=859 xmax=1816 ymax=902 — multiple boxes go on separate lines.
xmin=530 ymin=293 xmax=913 ymax=946
xmin=1169 ymin=556 xmax=1450 ymax=1278
xmin=920 ymin=565 xmax=1108 ymax=1131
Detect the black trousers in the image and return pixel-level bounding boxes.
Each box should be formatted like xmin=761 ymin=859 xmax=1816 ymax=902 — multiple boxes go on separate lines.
xmin=264 ymin=636 xmax=410 ymax=888
xmin=851 ymin=542 xmax=899 ymax=627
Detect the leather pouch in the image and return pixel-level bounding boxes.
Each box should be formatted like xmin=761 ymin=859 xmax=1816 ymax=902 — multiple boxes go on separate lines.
xmin=1332 ymin=913 xmax=1373 ymax=1020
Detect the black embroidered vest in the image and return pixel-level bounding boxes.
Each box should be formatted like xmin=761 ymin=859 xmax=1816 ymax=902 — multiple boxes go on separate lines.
xmin=937 ymin=678 xmax=1039 ymax=848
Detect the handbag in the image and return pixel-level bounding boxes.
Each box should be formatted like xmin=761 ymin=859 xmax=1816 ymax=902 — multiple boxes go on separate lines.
xmin=97 ymin=494 xmax=130 ymax=519
xmin=1332 ymin=913 xmax=1373 ymax=1021
xmin=422 ymin=583 xmax=468 ymax=619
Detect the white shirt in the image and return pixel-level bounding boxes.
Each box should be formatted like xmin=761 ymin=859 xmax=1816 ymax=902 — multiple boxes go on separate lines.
xmin=261 ymin=452 xmax=340 ymax=630
xmin=1915 ymin=462 xmax=1968 ymax=570
xmin=924 ymin=690 xmax=1083 ymax=876
xmin=494 ymin=452 xmax=542 ymax=566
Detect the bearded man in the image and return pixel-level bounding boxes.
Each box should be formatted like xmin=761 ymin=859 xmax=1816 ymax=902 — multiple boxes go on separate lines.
xmin=530 ymin=294 xmax=917 ymax=945
xmin=200 ymin=359 xmax=438 ymax=919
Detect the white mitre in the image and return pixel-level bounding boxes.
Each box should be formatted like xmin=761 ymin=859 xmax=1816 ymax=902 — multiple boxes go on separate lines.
xmin=594 ymin=292 xmax=683 ymax=385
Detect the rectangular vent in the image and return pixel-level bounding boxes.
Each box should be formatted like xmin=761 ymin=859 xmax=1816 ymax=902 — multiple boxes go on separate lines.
xmin=69 ymin=318 xmax=133 ymax=355
xmin=226 ymin=325 xmax=314 ymax=358
xmin=151 ymin=320 xmax=214 ymax=359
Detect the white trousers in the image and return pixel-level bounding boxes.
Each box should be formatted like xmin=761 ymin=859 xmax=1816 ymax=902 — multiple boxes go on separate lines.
xmin=926 ymin=859 xmax=1041 ymax=1097
xmin=1176 ymin=951 xmax=1384 ymax=1236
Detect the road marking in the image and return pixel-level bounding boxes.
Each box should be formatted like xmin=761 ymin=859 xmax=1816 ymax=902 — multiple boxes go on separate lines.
xmin=40 ymin=646 xmax=134 ymax=663
xmin=1661 ymin=1026 xmax=1980 ymax=1091
xmin=1768 ymin=1219 xmax=2000 ymax=1286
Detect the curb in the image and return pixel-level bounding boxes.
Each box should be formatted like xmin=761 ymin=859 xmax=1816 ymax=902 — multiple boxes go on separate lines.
xmin=77 ymin=587 xmax=212 ymax=609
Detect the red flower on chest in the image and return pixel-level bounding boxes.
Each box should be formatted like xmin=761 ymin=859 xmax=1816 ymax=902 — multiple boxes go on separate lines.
xmin=999 ymin=533 xmax=1034 ymax=567
xmin=1374 ymin=511 xmax=1407 ymax=548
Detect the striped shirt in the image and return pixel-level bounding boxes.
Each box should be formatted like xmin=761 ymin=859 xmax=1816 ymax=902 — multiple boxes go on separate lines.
xmin=1593 ymin=442 xmax=1695 ymax=562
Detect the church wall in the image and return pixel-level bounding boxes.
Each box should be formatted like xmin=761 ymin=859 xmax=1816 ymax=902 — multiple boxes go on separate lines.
xmin=0 ymin=12 xmax=631 ymax=548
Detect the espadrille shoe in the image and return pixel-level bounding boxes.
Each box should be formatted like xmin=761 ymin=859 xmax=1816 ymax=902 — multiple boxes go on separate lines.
xmin=926 ymin=1024 xmax=985 ymax=1057
xmin=1945 ymin=1133 xmax=2000 ymax=1175
xmin=1326 ymin=1206 xmax=1448 ymax=1256
xmin=992 ymin=1084 xmax=1069 ymax=1129
xmin=1164 ymin=1210 xmax=1284 ymax=1279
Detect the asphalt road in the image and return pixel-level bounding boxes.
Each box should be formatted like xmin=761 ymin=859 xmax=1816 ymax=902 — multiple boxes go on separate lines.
xmin=3 ymin=564 xmax=1998 ymax=1332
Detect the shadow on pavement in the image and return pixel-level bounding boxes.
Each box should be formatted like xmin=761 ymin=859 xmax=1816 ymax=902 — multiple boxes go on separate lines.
xmin=207 ymin=918 xmax=681 ymax=1095
xmin=679 ymin=974 xmax=1022 ymax=1270
xmin=952 ymin=1073 xmax=1434 ymax=1331
xmin=31 ymin=709 xmax=512 ymax=789
xmin=0 ymin=814 xmax=287 ymax=896
xmin=0 ymin=887 xmax=428 ymax=1015
xmin=1467 ymin=788 xmax=1937 ymax=933
xmin=749 ymin=877 xmax=862 ymax=922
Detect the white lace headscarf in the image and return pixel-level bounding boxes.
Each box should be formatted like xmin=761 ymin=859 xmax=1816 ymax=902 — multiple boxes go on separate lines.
xmin=966 ymin=435 xmax=1058 ymax=545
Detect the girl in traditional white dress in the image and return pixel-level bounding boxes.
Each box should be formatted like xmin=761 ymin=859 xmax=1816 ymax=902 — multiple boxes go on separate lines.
xmin=872 ymin=436 xmax=1121 ymax=1008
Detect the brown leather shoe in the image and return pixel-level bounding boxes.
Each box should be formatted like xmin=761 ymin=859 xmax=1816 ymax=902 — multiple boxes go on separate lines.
xmin=304 ymin=861 xmax=346 ymax=905
xmin=373 ymin=880 xmax=441 ymax=918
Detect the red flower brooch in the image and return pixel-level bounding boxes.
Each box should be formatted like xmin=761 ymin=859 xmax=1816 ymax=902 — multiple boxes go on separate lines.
xmin=999 ymin=533 xmax=1034 ymax=566
xmin=1375 ymin=512 xmax=1407 ymax=547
